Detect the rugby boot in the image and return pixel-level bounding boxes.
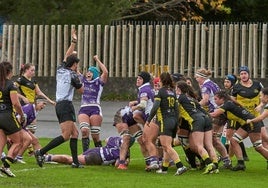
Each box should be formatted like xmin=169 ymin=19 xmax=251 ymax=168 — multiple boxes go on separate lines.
xmin=174 ymin=166 xmax=187 ymax=176
xmin=231 ymin=164 xmax=246 ymax=171
xmin=1 ymin=167 xmax=16 ymax=177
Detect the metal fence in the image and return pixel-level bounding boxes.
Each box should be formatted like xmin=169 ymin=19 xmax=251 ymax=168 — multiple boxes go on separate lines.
xmin=1 ymin=22 xmax=267 ymax=78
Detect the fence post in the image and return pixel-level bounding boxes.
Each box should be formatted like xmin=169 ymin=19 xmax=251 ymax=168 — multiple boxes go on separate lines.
xmin=19 ymin=25 xmax=25 ymax=68
xmin=227 ymin=24 xmax=234 ymax=74
xmin=194 ymin=24 xmax=200 ymax=73
xmin=207 ymin=24 xmax=214 ymax=72
xmin=187 ymin=24 xmax=194 ymax=77
xmin=174 ymin=25 xmax=179 ymax=74
xmin=135 ymin=25 xmax=140 ymax=76
xmin=261 ymin=24 xmax=267 ymax=78
xmin=128 ymin=25 xmax=134 ymax=77
xmin=147 ymin=25 xmax=153 ymax=74
xmin=220 ymin=24 xmax=227 ymax=78
xmin=214 ymin=24 xmax=219 ymax=77
xmin=253 ymin=24 xmax=258 ymax=78
xmin=32 ymin=25 xmax=38 ymax=67
xmin=26 ymin=25 xmax=31 ymax=64
xmin=38 ymin=25 xmax=44 ymax=76
xmin=109 ymin=26 xmax=115 ymax=77
xmin=122 ymin=25 xmax=127 ymax=77
xmin=13 ymin=25 xmax=19 ymax=75
xmin=180 ymin=25 xmax=186 ymax=75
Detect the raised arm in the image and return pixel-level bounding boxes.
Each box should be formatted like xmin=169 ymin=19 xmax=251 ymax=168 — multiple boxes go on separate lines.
xmin=63 ymin=29 xmax=77 ymax=62
xmin=93 ymin=55 xmax=108 ymax=83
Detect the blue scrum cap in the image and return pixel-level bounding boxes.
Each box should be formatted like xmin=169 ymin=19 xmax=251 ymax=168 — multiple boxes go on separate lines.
xmin=88 ymin=66 xmax=100 ymax=80
xmin=225 ymin=74 xmax=237 ymax=86
xmin=239 ymin=66 xmax=249 ymax=74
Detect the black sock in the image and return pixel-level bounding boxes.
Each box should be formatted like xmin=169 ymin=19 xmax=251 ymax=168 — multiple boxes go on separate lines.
xmin=204 ymin=158 xmax=212 ymax=165
xmin=70 ymin=138 xmax=79 ymax=164
xmin=175 ymin=161 xmax=183 ymax=169
xmin=238 ymin=160 xmax=245 ymax=165
xmin=40 ymin=135 xmax=65 ymax=155
xmin=184 ymin=148 xmax=197 ymax=168
xmin=82 ymin=137 xmax=90 ymax=152
xmin=225 ymin=143 xmax=229 ymax=153
xmin=1 ymin=156 xmax=14 ymax=168
xmin=239 ymin=142 xmax=248 ymax=158
xmin=94 ymin=141 xmax=102 ymax=147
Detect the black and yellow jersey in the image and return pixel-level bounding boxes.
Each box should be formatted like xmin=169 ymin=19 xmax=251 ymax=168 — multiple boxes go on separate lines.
xmin=147 ymin=87 xmax=178 ymax=123
xmin=0 ymin=79 xmax=18 ymax=113
xmin=218 ymin=100 xmax=255 ymax=126
xmin=177 ymin=93 xmax=205 ymax=125
xmin=15 ymin=76 xmax=37 ymax=103
xmin=232 ymin=80 xmax=263 ymax=116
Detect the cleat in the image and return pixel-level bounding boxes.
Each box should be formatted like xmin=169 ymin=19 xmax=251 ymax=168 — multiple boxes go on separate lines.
xmin=231 ymin=164 xmax=246 ymax=171
xmin=174 ymin=166 xmax=187 ymax=176
xmin=16 ymin=158 xmax=26 ymax=164
xmin=223 ymin=161 xmax=232 ymax=169
xmin=15 ymin=156 xmax=26 ymax=164
xmin=210 ymin=168 xmax=220 ymax=174
xmin=148 ymin=162 xmax=159 ymax=170
xmin=156 ymin=169 xmax=167 ymax=174
xmin=202 ymin=163 xmax=216 ymax=174
xmin=71 ymin=162 xmax=84 ymax=168
xmin=117 ymin=164 xmax=127 ymax=170
xmin=1 ymin=167 xmax=16 ymax=177
xmin=34 ymin=149 xmax=44 ymax=167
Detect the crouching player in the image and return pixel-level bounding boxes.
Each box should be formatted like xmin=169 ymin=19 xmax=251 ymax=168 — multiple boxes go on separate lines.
xmin=113 ymin=105 xmax=144 ymax=170
xmin=14 ymin=99 xmax=47 ymax=163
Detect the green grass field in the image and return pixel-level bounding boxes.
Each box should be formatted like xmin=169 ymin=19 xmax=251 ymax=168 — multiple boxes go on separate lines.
xmin=1 ymin=138 xmax=267 ymax=188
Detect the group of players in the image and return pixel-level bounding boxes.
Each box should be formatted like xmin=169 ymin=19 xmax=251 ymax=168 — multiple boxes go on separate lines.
xmin=1 ymin=29 xmax=268 ymax=178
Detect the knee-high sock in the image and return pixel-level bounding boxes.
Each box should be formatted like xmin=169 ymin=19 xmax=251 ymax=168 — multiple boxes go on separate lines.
xmin=70 ymin=138 xmax=79 ymax=164
xmin=82 ymin=137 xmax=90 ymax=152
xmin=40 ymin=136 xmax=65 ymax=155
xmin=239 ymin=142 xmax=248 ymax=158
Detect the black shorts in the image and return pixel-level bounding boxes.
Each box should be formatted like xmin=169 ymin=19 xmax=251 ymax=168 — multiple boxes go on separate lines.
xmin=227 ymin=120 xmax=241 ymax=130
xmin=0 ymin=112 xmax=22 ymax=135
xmin=55 ymin=100 xmax=76 ymax=123
xmin=241 ymin=122 xmax=262 ymax=133
xmin=191 ymin=114 xmax=212 ymax=132
xmin=157 ymin=116 xmax=178 ymax=138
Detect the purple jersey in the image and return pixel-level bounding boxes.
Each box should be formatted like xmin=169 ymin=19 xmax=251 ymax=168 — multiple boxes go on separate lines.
xmin=201 ymin=79 xmax=220 ymax=112
xmin=20 ymin=104 xmax=37 ymax=128
xmin=137 ymin=83 xmax=154 ymax=115
xmin=83 ymin=136 xmax=123 ymax=165
xmin=80 ymin=76 xmax=104 ymax=106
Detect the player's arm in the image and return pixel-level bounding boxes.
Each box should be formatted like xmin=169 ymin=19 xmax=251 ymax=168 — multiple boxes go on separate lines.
xmin=247 ymin=110 xmax=268 ymax=124
xmin=64 ymin=29 xmax=77 ymax=62
xmin=94 ymin=55 xmax=108 ymax=83
xmin=210 ymin=108 xmax=224 ymax=118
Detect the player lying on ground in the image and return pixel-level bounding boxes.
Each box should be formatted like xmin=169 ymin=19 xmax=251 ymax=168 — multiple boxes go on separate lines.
xmin=44 ymin=136 xmax=134 ymax=166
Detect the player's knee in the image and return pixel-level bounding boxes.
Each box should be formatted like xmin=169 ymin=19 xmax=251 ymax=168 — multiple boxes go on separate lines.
xmin=232 ymin=133 xmax=243 ymax=143
xmin=132 ymin=130 xmax=143 ymax=139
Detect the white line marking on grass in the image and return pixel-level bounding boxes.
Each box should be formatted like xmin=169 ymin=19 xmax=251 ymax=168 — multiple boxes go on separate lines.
xmin=14 ymin=165 xmax=69 ymax=172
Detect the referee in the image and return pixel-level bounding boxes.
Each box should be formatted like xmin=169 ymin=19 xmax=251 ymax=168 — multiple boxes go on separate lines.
xmin=34 ymin=30 xmax=84 ymax=168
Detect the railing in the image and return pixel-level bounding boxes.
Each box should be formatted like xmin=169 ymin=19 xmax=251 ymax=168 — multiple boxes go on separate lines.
xmin=1 ymin=23 xmax=267 ymax=78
